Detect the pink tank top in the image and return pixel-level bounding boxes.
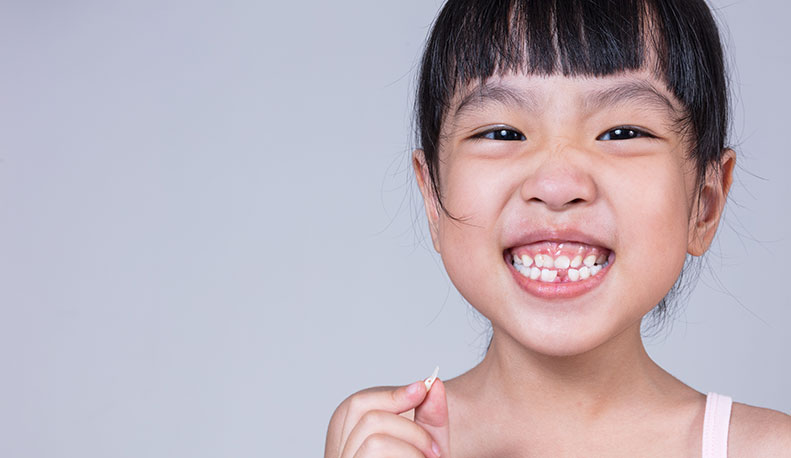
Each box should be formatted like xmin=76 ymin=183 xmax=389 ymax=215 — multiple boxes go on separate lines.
xmin=701 ymin=392 xmax=733 ymax=458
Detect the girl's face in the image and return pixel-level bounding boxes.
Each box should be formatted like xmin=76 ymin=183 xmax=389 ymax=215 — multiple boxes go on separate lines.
xmin=415 ymin=71 xmax=733 ymax=356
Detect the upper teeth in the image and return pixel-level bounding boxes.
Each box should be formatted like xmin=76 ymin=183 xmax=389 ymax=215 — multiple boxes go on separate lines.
xmin=534 ymin=254 xmax=553 ymax=268
xmin=512 ymin=252 xmax=610 ymax=283
xmin=554 ymin=256 xmax=570 ymax=269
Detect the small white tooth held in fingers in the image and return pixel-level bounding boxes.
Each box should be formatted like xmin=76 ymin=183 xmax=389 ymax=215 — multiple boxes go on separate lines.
xmin=424 ymin=366 xmax=440 ymax=391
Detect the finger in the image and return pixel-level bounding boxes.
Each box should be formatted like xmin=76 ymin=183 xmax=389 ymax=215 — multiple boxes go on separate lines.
xmin=340 ymin=410 xmax=440 ymax=458
xmin=339 ymin=381 xmax=428 ymax=455
xmin=414 ymin=378 xmax=451 ymax=456
xmin=352 ymin=433 xmax=426 ymax=458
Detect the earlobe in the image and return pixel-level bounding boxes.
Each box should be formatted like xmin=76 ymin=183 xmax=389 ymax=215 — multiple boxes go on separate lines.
xmin=412 ymin=149 xmax=442 ymax=253
xmin=687 ymin=149 xmax=736 ymax=256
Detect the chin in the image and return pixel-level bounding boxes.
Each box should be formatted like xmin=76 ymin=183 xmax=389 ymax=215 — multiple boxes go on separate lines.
xmin=491 ymin=307 xmax=635 ymax=358
xmin=526 ymin=331 xmax=611 ymax=357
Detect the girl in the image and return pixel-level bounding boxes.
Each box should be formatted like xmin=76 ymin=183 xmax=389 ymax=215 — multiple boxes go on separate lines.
xmin=325 ymin=0 xmax=791 ymax=456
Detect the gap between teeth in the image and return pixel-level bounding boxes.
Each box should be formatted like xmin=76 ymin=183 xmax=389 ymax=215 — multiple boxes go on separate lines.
xmin=513 ymin=254 xmax=609 ymax=283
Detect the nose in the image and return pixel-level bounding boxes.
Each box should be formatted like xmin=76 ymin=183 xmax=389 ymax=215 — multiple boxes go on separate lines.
xmin=519 ymin=153 xmax=598 ymax=211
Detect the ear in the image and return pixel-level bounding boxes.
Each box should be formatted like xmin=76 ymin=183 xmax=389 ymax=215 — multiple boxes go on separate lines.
xmin=412 ymin=149 xmax=442 ymax=253
xmin=687 ymin=149 xmax=736 ymax=256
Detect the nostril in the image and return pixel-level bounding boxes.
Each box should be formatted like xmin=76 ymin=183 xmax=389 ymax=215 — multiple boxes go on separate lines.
xmin=567 ymin=198 xmax=586 ymax=205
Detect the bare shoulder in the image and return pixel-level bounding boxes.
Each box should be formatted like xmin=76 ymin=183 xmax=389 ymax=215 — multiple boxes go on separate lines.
xmin=729 ymin=401 xmax=791 ymax=457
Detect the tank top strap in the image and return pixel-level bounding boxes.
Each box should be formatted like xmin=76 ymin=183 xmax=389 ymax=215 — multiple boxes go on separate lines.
xmin=701 ymin=392 xmax=733 ymax=458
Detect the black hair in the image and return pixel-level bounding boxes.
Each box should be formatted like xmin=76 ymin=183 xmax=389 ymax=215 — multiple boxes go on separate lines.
xmin=414 ymin=0 xmax=731 ymax=337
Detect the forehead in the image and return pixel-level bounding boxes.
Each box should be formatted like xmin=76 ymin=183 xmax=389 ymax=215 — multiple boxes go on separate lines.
xmin=449 ymin=71 xmax=685 ymax=124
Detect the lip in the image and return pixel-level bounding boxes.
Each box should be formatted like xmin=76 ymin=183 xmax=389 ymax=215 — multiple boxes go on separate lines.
xmin=503 ymin=228 xmax=614 ymax=299
xmin=503 ymin=228 xmax=612 ymax=251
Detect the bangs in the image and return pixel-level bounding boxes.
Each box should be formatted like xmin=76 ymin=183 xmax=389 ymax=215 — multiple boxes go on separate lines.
xmin=417 ymin=0 xmax=728 ymax=170
xmin=449 ymin=0 xmax=651 ymax=82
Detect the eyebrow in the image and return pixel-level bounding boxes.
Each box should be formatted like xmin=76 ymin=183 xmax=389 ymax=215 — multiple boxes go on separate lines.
xmin=452 ymin=81 xmax=541 ymax=120
xmin=451 ymin=79 xmax=681 ymax=121
xmin=582 ymin=80 xmax=681 ymax=120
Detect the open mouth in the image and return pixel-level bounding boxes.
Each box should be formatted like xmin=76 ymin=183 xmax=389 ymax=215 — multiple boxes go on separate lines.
xmin=503 ymin=241 xmax=615 ymax=300
xmin=506 ymin=241 xmax=614 ymax=284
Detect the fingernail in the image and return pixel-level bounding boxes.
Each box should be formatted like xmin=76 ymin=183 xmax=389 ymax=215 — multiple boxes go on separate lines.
xmin=432 ymin=441 xmax=441 ymax=457
xmin=406 ymin=381 xmax=423 ymax=395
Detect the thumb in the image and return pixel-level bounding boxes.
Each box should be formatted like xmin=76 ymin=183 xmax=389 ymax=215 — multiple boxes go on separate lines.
xmin=414 ymin=378 xmax=450 ymax=456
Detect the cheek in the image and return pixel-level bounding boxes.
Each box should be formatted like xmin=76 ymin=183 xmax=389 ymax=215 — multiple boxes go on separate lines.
xmin=440 ymin=158 xmax=504 ymax=219
xmin=435 ymin=158 xmax=514 ymax=298
xmin=610 ymin=159 xmax=691 ymax=303
xmin=437 ymin=155 xmax=513 ymax=241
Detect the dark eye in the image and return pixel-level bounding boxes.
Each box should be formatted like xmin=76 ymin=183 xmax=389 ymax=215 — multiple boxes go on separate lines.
xmin=478 ymin=128 xmax=526 ymax=141
xmin=597 ymin=127 xmax=653 ymax=141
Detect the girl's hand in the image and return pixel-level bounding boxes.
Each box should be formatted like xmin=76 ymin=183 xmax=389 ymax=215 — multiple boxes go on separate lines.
xmin=324 ymin=378 xmax=450 ymax=457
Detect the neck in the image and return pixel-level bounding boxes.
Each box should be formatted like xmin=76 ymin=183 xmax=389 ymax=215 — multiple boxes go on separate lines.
xmin=465 ymin=322 xmax=672 ymax=422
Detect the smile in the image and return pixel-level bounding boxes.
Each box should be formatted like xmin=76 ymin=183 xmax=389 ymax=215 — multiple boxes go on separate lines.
xmin=510 ymin=242 xmax=612 ymax=283
xmin=506 ymin=241 xmax=614 ymax=298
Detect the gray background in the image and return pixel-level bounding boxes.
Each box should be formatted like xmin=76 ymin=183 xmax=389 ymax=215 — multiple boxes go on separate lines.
xmin=0 ymin=0 xmax=788 ymax=457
